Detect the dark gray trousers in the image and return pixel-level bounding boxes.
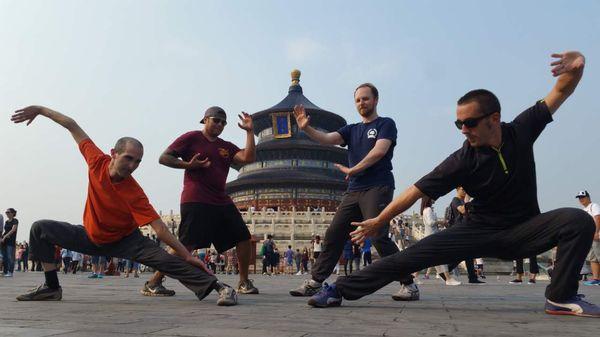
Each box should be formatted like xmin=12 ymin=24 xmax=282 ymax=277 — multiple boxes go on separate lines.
xmin=336 ymin=208 xmax=594 ymax=302
xmin=311 ymin=186 xmax=413 ymax=285
xmin=29 ymin=220 xmax=218 ymax=300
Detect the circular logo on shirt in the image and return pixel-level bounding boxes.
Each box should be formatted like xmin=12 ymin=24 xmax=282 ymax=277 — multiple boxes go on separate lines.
xmin=367 ymin=128 xmax=378 ymax=139
xmin=218 ymin=148 xmax=230 ymax=158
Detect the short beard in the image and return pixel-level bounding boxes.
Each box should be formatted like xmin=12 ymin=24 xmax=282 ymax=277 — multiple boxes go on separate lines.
xmin=206 ymin=126 xmax=223 ymax=138
xmin=359 ymin=107 xmax=375 ymax=118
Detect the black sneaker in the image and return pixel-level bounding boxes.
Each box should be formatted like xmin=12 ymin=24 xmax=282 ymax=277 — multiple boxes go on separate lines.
xmin=140 ymin=281 xmax=176 ymax=296
xmin=468 ymin=279 xmax=486 ymax=284
xmin=527 ymin=279 xmax=536 ymax=284
xmin=16 ymin=284 xmax=62 ymax=301
xmin=237 ymin=279 xmax=259 ymax=294
xmin=509 ymin=279 xmax=523 ymax=284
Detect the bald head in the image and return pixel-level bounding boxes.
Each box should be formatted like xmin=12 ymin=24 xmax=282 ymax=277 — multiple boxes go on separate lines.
xmin=114 ymin=137 xmax=143 ymax=154
xmin=109 ymin=137 xmax=144 ymax=181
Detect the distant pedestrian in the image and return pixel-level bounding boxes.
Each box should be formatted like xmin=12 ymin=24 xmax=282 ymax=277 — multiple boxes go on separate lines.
xmin=301 ymin=248 xmax=309 ymax=274
xmin=510 ymin=257 xmax=539 ymax=284
xmin=343 ymin=240 xmax=354 ymax=275
xmin=60 ymin=248 xmax=73 ymax=274
xmin=294 ymin=249 xmax=302 ymax=275
xmin=1 ymin=208 xmax=19 ymax=277
xmin=362 ymin=239 xmax=372 ymax=266
xmin=71 ymin=251 xmax=82 ymax=274
xmin=285 ymin=246 xmax=294 ymax=274
xmin=576 ymin=191 xmax=600 ymax=286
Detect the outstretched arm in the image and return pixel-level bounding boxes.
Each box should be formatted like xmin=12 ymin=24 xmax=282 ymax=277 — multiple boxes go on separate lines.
xmin=350 ymin=185 xmax=425 ymax=244
xmin=11 ymin=106 xmax=89 ymax=144
xmin=149 ymin=219 xmax=213 ymax=275
xmin=293 ymin=104 xmax=344 ymax=145
xmin=545 ymin=51 xmax=585 ymax=114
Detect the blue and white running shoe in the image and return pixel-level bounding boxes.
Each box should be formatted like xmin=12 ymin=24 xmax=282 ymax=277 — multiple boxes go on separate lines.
xmin=583 ymin=279 xmax=600 ymax=286
xmin=545 ymin=294 xmax=600 ymax=318
xmin=308 ymin=283 xmax=342 ymax=308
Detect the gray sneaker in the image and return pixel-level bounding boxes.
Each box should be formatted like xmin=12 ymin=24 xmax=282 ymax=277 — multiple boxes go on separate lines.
xmin=391 ymin=283 xmax=420 ymax=301
xmin=289 ymin=279 xmax=322 ymax=297
xmin=16 ymin=284 xmax=62 ymax=301
xmin=237 ymin=279 xmax=259 ymax=294
xmin=217 ymin=284 xmax=238 ymax=306
xmin=140 ymin=282 xmax=176 ymax=296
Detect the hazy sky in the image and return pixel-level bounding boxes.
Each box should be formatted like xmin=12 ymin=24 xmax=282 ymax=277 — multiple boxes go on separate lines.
xmin=1 ymin=1 xmax=599 ymax=242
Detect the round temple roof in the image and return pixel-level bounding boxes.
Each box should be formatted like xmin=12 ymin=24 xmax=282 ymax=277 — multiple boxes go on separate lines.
xmin=252 ymin=70 xmax=346 ymax=133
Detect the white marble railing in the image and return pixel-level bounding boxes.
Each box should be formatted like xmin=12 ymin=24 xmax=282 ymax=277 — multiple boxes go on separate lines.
xmin=240 ymin=210 xmax=337 ymax=218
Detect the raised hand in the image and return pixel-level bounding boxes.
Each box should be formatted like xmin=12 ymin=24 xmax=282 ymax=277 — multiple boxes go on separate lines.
xmin=550 ymin=51 xmax=585 ymax=77
xmin=237 ymin=111 xmax=253 ymax=132
xmin=185 ymin=153 xmax=211 ymax=169
xmin=350 ymin=217 xmax=383 ymax=245
xmin=293 ymin=104 xmax=310 ymax=130
xmin=11 ymin=105 xmax=49 ymax=125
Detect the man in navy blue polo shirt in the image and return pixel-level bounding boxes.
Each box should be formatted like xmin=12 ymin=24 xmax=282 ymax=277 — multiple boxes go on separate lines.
xmin=290 ymin=83 xmax=419 ymax=301
xmin=308 ymin=51 xmax=600 ymax=318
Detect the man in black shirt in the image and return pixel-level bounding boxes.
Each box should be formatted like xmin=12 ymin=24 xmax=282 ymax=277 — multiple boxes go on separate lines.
xmin=448 ymin=187 xmax=466 ymax=226
xmin=308 ymin=51 xmax=599 ymax=318
xmin=447 ymin=187 xmax=483 ymax=283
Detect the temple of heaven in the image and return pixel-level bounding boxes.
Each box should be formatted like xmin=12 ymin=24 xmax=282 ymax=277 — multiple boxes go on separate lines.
xmin=226 ymin=69 xmax=349 ymax=211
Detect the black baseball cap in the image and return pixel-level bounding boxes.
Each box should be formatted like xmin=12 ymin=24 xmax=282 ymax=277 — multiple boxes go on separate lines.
xmin=200 ymin=106 xmax=227 ymax=124
xmin=575 ymin=190 xmax=590 ymax=199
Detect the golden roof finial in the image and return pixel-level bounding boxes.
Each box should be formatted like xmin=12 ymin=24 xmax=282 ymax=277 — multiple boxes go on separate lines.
xmin=291 ymin=69 xmax=301 ymax=85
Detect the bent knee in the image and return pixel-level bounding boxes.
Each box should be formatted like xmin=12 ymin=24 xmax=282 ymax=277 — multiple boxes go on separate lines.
xmin=30 ymin=220 xmax=50 ymax=234
xmin=560 ymin=208 xmax=595 ymax=234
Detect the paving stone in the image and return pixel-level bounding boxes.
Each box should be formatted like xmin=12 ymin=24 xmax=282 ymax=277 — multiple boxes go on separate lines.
xmin=0 ymin=327 xmax=71 ymax=337
xmin=0 ymin=272 xmax=598 ymax=337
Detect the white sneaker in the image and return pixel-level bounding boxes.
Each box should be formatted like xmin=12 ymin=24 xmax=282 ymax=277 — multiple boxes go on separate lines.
xmin=216 ymin=284 xmax=238 ymax=306
xmin=295 ymin=271 xmax=302 ymax=276
xmin=5 ymin=272 xmax=13 ymax=277
xmin=391 ymin=283 xmax=420 ymax=301
xmin=445 ymin=278 xmax=461 ymax=286
xmin=289 ymin=279 xmax=322 ymax=297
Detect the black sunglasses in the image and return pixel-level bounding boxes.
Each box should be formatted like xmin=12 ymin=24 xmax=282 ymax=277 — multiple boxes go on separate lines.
xmin=208 ymin=117 xmax=227 ymax=126
xmin=454 ymin=113 xmax=493 ymax=130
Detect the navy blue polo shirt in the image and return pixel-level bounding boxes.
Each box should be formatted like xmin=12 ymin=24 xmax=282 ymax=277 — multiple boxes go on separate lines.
xmin=415 ymin=100 xmax=553 ymax=227
xmin=337 ymin=117 xmax=397 ymax=191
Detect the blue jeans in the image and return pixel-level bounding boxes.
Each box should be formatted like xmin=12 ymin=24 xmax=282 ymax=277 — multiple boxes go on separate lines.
xmin=1 ymin=244 xmax=15 ymax=273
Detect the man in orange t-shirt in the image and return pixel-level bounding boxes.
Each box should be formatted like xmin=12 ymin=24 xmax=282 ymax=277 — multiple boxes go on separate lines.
xmin=11 ymin=106 xmax=237 ymax=306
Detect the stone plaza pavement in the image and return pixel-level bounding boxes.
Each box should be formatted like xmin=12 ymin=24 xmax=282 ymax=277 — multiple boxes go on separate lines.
xmin=0 ymin=272 xmax=598 ymax=337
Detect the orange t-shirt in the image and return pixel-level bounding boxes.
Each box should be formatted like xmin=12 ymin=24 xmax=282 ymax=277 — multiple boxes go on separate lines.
xmin=79 ymin=139 xmax=160 ymax=245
